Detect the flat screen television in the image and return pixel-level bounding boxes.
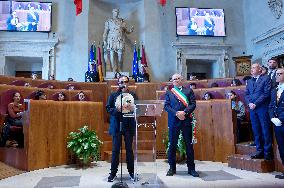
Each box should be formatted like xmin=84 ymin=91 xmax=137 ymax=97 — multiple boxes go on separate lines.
xmin=0 ymin=1 xmax=52 ymax=32
xmin=176 ymin=7 xmax=226 ymax=37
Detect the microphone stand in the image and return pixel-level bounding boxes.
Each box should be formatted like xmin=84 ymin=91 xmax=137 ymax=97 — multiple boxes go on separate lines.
xmin=112 ymin=86 xmax=128 ymax=188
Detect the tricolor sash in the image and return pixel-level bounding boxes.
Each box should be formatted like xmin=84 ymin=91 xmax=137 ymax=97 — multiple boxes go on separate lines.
xmin=171 ymin=86 xmax=189 ymax=107
xmin=171 ymin=86 xmax=197 ymax=144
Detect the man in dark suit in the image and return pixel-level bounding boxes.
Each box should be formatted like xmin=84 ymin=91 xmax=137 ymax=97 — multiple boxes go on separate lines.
xmin=245 ymin=63 xmax=273 ymax=160
xmin=106 ymin=75 xmax=137 ymax=182
xmin=267 ymin=58 xmax=279 ymax=88
xmin=27 ymin=7 xmax=39 ymax=31
xmin=164 ymin=73 xmax=199 ymax=177
xmin=85 ymin=62 xmax=99 ymax=82
xmin=269 ymin=68 xmax=284 ymax=179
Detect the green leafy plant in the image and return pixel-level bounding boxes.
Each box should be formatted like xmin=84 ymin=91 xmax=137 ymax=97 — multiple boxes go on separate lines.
xmin=162 ymin=130 xmax=186 ymax=160
xmin=67 ymin=125 xmax=103 ymax=165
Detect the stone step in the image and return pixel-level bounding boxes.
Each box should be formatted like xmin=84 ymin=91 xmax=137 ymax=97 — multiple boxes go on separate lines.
xmin=102 ymin=140 xmax=155 ymax=151
xmin=235 ymin=142 xmax=256 ymax=155
xmin=228 ymin=154 xmax=275 ymax=173
xmin=102 ymin=130 xmax=155 ymax=141
xmin=103 ymin=150 xmax=154 ymax=162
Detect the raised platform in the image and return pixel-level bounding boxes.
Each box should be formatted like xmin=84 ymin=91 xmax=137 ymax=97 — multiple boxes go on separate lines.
xmin=228 ymin=142 xmax=275 ymax=173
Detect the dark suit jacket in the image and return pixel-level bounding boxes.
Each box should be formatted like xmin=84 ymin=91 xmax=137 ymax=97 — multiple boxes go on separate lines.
xmin=85 ymin=70 xmax=99 ymax=82
xmin=106 ymin=90 xmax=137 ymax=136
xmin=269 ymin=87 xmax=284 ymax=122
xmin=164 ymin=87 xmax=196 ymax=129
xmin=245 ymin=75 xmax=271 ymax=108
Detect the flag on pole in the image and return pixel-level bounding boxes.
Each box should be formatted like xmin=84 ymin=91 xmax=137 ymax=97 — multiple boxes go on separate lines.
xmin=88 ymin=44 xmax=96 ymax=71
xmin=97 ymin=46 xmax=104 ymax=82
xmin=141 ymin=45 xmax=148 ymax=70
xmin=132 ymin=46 xmax=138 ymax=81
xmin=74 ymin=0 xmax=82 ymax=16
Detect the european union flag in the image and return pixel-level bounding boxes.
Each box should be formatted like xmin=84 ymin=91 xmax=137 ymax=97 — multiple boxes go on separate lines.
xmin=132 ymin=46 xmax=138 ymax=81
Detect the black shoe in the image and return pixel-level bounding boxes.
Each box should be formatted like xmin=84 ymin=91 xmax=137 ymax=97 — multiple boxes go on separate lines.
xmin=188 ymin=169 xmax=199 ymax=177
xmin=129 ymin=173 xmax=134 ymax=180
xmin=251 ymin=153 xmax=264 ymax=159
xmin=275 ymin=173 xmax=284 ymax=179
xmin=166 ymin=169 xmax=176 ymax=176
xmin=107 ymin=173 xmax=116 ymax=182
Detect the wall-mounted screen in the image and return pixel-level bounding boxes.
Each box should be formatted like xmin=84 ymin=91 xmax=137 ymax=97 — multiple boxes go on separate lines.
xmin=0 ymin=1 xmax=52 ymax=32
xmin=176 ymin=7 xmax=226 ymax=37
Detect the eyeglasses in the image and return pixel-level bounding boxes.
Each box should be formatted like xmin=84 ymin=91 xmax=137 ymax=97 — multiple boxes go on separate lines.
xmin=172 ymin=77 xmax=181 ymax=81
xmin=119 ymin=80 xmax=129 ymax=84
xmin=276 ymin=73 xmax=284 ymax=76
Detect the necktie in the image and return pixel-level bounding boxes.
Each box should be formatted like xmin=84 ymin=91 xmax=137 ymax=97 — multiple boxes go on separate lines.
xmin=179 ymin=87 xmax=182 ymax=91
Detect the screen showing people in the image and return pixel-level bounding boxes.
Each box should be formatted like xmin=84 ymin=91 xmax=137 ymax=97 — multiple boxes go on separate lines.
xmin=0 ymin=1 xmax=51 ymax=32
xmin=176 ymin=7 xmax=225 ymax=36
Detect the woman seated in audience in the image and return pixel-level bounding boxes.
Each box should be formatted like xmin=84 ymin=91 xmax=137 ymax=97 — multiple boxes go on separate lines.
xmin=77 ymin=91 xmax=86 ymax=101
xmin=227 ymin=90 xmax=245 ymax=143
xmin=24 ymin=82 xmax=31 ymax=87
xmin=34 ymin=90 xmax=47 ymax=100
xmin=57 ymin=92 xmax=66 ymax=101
xmin=189 ymin=83 xmax=197 ymax=89
xmin=4 ymin=92 xmax=24 ymax=147
xmin=202 ymin=92 xmax=213 ymax=100
xmin=231 ymin=78 xmax=242 ymax=86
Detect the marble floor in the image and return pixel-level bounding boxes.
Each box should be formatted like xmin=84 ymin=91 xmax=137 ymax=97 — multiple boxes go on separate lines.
xmin=0 ymin=160 xmax=283 ymax=188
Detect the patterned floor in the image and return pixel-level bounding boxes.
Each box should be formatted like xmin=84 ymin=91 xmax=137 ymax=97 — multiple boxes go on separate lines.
xmin=0 ymin=160 xmax=283 ymax=188
xmin=0 ymin=162 xmax=24 ymax=180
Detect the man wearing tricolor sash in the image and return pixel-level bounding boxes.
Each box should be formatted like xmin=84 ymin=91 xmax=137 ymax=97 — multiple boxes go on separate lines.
xmin=164 ymin=73 xmax=199 ymax=177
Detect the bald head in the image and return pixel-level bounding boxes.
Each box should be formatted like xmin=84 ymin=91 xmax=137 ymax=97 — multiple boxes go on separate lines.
xmin=251 ymin=63 xmax=262 ymax=77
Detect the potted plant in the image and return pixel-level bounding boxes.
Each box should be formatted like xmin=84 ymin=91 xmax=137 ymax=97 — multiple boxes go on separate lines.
xmin=67 ymin=125 xmax=103 ymax=166
xmin=162 ymin=130 xmax=186 ymax=163
xmin=162 ymin=113 xmax=197 ymax=163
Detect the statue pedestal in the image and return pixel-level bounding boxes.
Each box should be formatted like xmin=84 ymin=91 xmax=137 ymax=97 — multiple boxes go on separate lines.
xmin=105 ymin=71 xmax=130 ymax=80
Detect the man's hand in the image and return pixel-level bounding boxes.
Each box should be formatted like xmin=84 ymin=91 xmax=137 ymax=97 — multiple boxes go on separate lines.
xmin=176 ymin=111 xmax=186 ymax=120
xmin=248 ymin=103 xmax=256 ymax=110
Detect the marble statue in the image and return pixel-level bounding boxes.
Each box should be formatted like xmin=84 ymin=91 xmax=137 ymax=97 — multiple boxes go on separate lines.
xmin=268 ymin=0 xmax=283 ymax=19
xmin=103 ymin=8 xmax=134 ymax=75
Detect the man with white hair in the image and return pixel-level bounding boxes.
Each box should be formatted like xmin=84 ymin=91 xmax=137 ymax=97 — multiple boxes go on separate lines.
xmin=164 ymin=73 xmax=199 ymax=177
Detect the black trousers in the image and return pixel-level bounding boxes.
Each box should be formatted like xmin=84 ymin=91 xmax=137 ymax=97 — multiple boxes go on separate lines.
xmin=274 ymin=125 xmax=284 ymax=165
xmin=168 ymin=124 xmax=195 ymax=171
xmin=110 ymin=130 xmax=134 ymax=175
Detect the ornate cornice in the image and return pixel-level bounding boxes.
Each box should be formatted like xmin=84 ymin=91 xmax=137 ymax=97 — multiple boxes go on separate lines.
xmin=252 ymin=23 xmax=284 ymax=44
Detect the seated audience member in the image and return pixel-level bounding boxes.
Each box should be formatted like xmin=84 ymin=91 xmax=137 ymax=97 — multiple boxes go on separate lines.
xmin=261 ymin=65 xmax=268 ymax=75
xmin=57 ymin=92 xmax=66 ymax=101
xmin=67 ymin=78 xmax=74 ymax=82
xmin=189 ymin=83 xmax=197 ymax=89
xmin=67 ymin=85 xmax=75 ymax=90
xmin=114 ymin=72 xmax=122 ymax=79
xmin=31 ymin=73 xmax=38 ymax=80
xmin=4 ymin=92 xmax=24 ymax=147
xmin=47 ymin=84 xmax=54 ymax=89
xmin=34 ymin=90 xmax=47 ymax=100
xmin=242 ymin=76 xmax=252 ymax=85
xmin=210 ymin=82 xmax=219 ymax=88
xmin=144 ymin=73 xmax=150 ymax=82
xmin=49 ymin=75 xmax=55 ymax=80
xmin=189 ymin=73 xmax=197 ymax=80
xmin=231 ymin=78 xmax=242 ymax=86
xmin=227 ymin=90 xmax=245 ymax=143
xmin=24 ymin=82 xmax=31 ymax=87
xmin=77 ymin=91 xmax=86 ymax=101
xmin=202 ymin=92 xmax=213 ymax=100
